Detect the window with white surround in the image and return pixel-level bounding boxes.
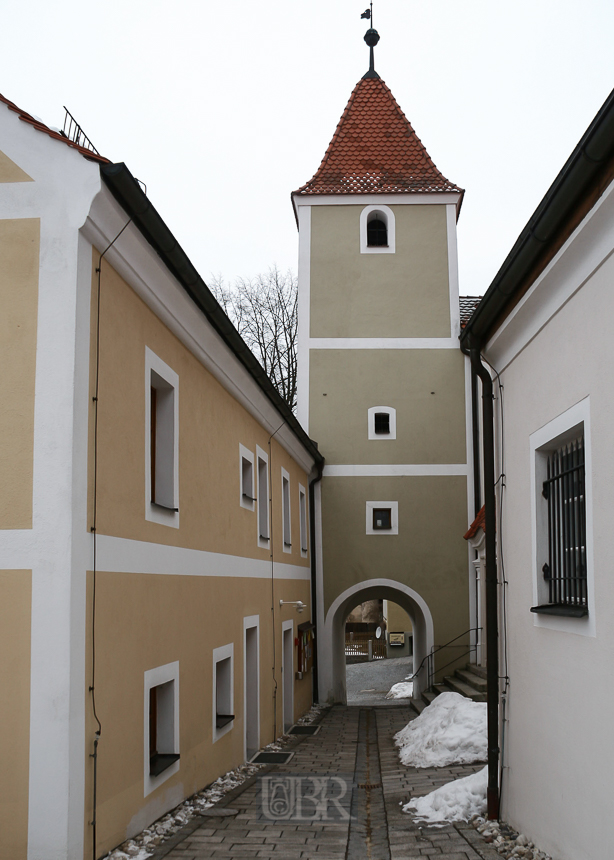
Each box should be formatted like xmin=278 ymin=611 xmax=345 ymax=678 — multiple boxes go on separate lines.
xmin=145 ymin=348 xmax=179 ymax=528
xmin=299 ymin=484 xmax=308 ymax=558
xmin=144 ymin=661 xmax=180 ymax=796
xmin=530 ymin=398 xmax=593 ymax=632
xmin=282 ymin=467 xmax=292 ymax=553
xmin=368 ymin=406 xmax=396 ymax=440
xmin=243 ymin=616 xmax=260 ymax=761
xmin=213 ymin=643 xmax=234 ymax=741
xmin=239 ymin=444 xmax=255 ymax=510
xmin=366 ymin=500 xmax=399 ymax=535
xmin=360 ymin=204 xmax=396 ymax=254
xmin=256 ymin=446 xmax=269 ymax=547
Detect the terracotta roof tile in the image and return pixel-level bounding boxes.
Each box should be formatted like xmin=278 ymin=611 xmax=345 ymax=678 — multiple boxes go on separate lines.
xmin=0 ymin=93 xmax=110 ymax=165
xmin=464 ymin=505 xmax=486 ymax=540
xmin=296 ymin=76 xmax=462 ymax=196
xmin=459 ymin=296 xmax=483 ymax=328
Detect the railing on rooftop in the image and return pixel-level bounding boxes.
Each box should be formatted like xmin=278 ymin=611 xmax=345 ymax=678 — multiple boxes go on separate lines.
xmin=62 ymin=107 xmax=100 ymax=155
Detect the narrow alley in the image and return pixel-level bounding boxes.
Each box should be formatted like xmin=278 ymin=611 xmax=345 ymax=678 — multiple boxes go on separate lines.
xmin=149 ymin=705 xmax=495 ymax=860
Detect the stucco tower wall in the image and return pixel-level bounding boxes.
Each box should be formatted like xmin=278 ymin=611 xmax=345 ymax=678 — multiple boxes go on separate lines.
xmin=295 ymin=193 xmax=471 ymax=703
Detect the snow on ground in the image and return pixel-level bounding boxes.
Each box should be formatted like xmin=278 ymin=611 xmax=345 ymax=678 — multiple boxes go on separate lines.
xmin=403 ymin=765 xmax=487 ymax=825
xmin=385 ymin=681 xmax=414 ymax=699
xmin=394 ymin=692 xmax=486 ymax=768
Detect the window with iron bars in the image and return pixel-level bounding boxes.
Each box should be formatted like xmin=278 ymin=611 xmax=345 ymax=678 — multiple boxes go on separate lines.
xmin=536 ymin=436 xmax=587 ymax=614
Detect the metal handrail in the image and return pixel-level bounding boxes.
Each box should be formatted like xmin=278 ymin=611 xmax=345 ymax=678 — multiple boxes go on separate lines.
xmin=410 ymin=627 xmax=481 ymax=689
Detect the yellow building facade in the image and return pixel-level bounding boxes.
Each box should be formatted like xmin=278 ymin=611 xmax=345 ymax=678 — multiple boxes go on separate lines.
xmin=0 ymin=94 xmax=321 ymax=860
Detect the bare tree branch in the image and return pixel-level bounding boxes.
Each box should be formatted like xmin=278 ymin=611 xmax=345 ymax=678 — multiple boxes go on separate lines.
xmin=209 ymin=266 xmax=298 ymax=412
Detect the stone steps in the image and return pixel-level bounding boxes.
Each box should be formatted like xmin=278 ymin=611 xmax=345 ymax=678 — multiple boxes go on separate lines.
xmin=410 ymin=662 xmax=488 ymax=716
xmin=455 ymin=666 xmax=488 ymax=693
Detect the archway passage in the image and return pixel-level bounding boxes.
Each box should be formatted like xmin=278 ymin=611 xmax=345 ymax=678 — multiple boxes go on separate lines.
xmin=318 ymin=579 xmax=434 ymax=705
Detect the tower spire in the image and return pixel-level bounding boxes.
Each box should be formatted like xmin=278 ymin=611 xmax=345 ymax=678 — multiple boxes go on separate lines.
xmin=361 ymin=3 xmax=380 ymax=80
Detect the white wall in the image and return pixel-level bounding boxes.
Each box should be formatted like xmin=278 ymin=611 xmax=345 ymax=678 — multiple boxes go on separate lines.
xmin=485 ymin=180 xmax=614 ymax=860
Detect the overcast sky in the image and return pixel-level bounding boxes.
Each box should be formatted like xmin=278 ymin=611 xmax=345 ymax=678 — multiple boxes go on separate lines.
xmin=3 ymin=1 xmax=614 ymax=295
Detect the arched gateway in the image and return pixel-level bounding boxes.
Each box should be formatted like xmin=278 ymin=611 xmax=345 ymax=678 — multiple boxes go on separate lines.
xmin=321 ymin=579 xmax=434 ymax=703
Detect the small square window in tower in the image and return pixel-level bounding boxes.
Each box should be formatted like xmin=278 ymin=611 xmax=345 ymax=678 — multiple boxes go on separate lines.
xmin=374 ymin=412 xmax=390 ymax=435
xmin=373 ymin=508 xmax=392 ymax=530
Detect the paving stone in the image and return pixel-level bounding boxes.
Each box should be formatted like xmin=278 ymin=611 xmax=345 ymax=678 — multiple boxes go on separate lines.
xmin=154 ymin=704 xmax=502 ymax=860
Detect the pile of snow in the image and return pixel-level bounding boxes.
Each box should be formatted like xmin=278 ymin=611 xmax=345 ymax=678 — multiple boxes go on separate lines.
xmin=403 ymin=765 xmax=487 ymax=824
xmin=394 ymin=692 xmax=486 ymax=768
xmin=386 ymin=681 xmax=414 ymax=699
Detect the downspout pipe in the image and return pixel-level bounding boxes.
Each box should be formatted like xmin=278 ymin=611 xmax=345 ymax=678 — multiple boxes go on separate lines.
xmin=308 ymin=459 xmax=324 ymax=704
xmin=471 ymin=365 xmax=481 ymax=517
xmin=464 ymin=342 xmax=499 ymax=819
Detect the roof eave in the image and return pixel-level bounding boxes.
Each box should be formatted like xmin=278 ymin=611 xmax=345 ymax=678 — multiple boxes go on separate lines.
xmin=291 ymin=187 xmax=464 ymax=225
xmin=100 ymin=162 xmax=323 ymax=467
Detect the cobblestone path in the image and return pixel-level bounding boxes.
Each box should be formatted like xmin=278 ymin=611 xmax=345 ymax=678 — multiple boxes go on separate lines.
xmin=152 ymin=705 xmax=501 ymax=860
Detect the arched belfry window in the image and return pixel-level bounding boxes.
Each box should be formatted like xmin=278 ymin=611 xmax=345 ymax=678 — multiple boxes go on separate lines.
xmin=367 ymin=213 xmax=388 ymax=247
xmin=360 ymin=205 xmax=395 ymax=254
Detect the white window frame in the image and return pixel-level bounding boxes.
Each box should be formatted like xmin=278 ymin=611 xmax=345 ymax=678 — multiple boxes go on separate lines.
xmin=299 ymin=484 xmax=308 ymax=558
xmin=243 ymin=615 xmax=260 ymax=762
xmin=366 ymin=500 xmax=399 ymax=535
xmin=239 ymin=444 xmax=255 ymax=511
xmin=360 ymin=204 xmax=396 ymax=254
xmin=143 ymin=661 xmax=180 ymax=797
xmin=145 ymin=347 xmax=179 ymax=528
xmin=281 ymin=619 xmax=294 ymax=732
xmin=281 ymin=467 xmax=292 ymax=553
xmin=256 ymin=445 xmax=270 ymax=548
xmin=530 ymin=397 xmax=595 ymax=637
xmin=368 ymin=406 xmax=397 ymax=440
xmin=213 ymin=643 xmax=234 ymax=742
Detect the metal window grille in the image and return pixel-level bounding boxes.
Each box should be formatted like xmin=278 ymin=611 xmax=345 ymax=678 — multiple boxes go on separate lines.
xmin=542 ymin=437 xmax=586 ymax=606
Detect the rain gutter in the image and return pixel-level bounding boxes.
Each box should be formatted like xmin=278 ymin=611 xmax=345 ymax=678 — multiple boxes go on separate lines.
xmin=308 ymin=460 xmax=325 ymax=704
xmin=461 ymin=341 xmax=499 ymax=819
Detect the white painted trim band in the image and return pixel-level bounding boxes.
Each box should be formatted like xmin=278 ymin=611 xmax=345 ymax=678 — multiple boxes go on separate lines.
xmin=323 ymin=464 xmax=469 ymax=477
xmin=95 ymin=534 xmax=311 ymax=580
xmin=308 ymin=338 xmax=459 ymax=350
xmin=292 ymin=193 xmax=462 ymax=208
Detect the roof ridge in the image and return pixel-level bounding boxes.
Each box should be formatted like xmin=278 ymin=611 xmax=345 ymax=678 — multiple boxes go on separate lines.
xmin=0 ymin=93 xmax=110 ymax=165
xmin=295 ymin=76 xmax=462 ymax=197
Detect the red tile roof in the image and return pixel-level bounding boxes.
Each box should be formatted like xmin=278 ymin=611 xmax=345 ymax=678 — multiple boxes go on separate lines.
xmin=464 ymin=505 xmax=486 ymax=540
xmin=460 ymin=296 xmax=483 ymax=328
xmin=0 ymin=93 xmax=110 ymax=164
xmin=296 ymin=76 xmax=462 ymax=197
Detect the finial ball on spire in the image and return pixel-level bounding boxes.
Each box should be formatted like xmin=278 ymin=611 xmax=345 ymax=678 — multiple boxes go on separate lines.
xmin=364 ymin=28 xmax=380 ymax=47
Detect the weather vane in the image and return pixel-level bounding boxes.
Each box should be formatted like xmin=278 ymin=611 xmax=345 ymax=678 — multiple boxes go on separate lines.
xmin=361 ymin=2 xmax=380 ymax=80
xmin=361 ymin=2 xmax=373 ymax=27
